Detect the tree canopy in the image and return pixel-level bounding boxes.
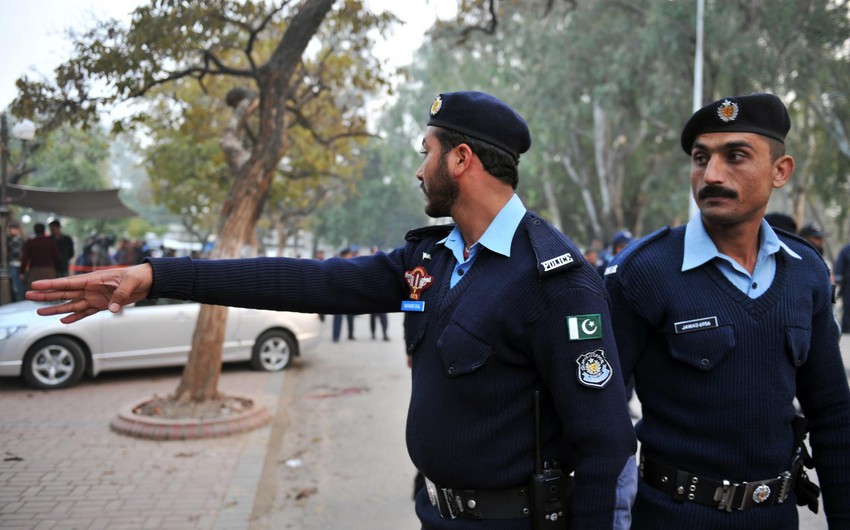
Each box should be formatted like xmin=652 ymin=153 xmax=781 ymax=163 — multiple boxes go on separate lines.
xmin=372 ymin=0 xmax=850 ymax=253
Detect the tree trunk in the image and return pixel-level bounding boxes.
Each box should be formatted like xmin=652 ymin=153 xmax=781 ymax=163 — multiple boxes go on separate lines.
xmin=171 ymin=0 xmax=336 ymax=403
xmin=540 ymin=164 xmax=563 ymax=232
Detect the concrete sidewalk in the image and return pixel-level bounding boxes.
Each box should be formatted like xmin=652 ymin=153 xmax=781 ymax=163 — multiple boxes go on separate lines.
xmin=0 ymin=312 xmax=418 ymax=530
xmin=0 ymin=314 xmax=847 ymax=529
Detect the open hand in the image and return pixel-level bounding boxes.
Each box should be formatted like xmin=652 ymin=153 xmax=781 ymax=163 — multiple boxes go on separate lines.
xmin=25 ymin=264 xmax=154 ymax=324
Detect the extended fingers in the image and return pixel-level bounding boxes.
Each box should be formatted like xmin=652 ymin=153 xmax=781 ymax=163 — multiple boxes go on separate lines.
xmin=27 ymin=289 xmax=83 ymax=302
xmin=59 ymin=307 xmax=103 ymax=324
xmin=36 ymin=299 xmax=86 ymax=316
xmin=30 ymin=277 xmax=81 ymax=292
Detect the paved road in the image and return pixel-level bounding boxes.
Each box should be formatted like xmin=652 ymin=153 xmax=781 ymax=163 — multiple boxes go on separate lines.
xmin=0 ymin=312 xmax=418 ymax=530
xmin=1 ymin=312 xmax=846 ymax=529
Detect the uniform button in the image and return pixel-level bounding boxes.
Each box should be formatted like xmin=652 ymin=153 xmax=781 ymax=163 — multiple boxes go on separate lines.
xmin=701 ymin=358 xmax=710 ymax=367
xmin=796 ymin=359 xmax=803 ymax=366
xmin=447 ymin=366 xmax=455 ymax=375
xmin=457 ymin=268 xmax=464 ymax=276
xmin=533 ymin=219 xmax=541 ymax=225
xmin=752 ymin=282 xmax=758 ymax=290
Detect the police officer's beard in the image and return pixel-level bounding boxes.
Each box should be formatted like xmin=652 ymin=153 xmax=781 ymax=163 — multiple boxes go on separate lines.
xmin=423 ymin=154 xmax=459 ymax=219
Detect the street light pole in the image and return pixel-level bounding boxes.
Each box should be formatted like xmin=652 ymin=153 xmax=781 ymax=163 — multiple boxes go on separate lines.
xmin=1 ymin=113 xmax=12 ymax=305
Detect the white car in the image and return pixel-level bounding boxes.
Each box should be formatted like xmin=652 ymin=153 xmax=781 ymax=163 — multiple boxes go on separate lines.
xmin=0 ymin=298 xmax=321 ymax=390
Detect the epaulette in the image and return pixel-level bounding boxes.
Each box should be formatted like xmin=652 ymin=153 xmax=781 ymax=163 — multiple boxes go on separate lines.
xmin=774 ymin=229 xmax=830 ymax=269
xmin=603 ymin=225 xmax=671 ymax=277
xmin=405 ymin=223 xmax=455 ymax=242
xmin=525 ymin=213 xmax=583 ymax=278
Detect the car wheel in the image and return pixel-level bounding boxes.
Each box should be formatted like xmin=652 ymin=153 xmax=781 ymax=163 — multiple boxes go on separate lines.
xmin=22 ymin=337 xmax=86 ymax=390
xmin=251 ymin=330 xmax=297 ymax=371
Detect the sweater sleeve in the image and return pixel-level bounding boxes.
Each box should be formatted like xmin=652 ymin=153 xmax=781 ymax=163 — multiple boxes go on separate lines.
xmin=796 ymin=273 xmax=850 ymax=526
xmin=526 ymin=281 xmax=637 ymax=528
xmin=146 ymin=250 xmax=411 ymax=315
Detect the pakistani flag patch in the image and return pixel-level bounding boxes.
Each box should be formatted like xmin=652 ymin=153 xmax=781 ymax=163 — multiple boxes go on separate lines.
xmin=566 ymin=314 xmax=602 ymax=341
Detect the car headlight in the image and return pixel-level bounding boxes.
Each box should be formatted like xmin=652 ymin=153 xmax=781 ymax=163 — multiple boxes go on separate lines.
xmin=0 ymin=326 xmax=25 ymax=341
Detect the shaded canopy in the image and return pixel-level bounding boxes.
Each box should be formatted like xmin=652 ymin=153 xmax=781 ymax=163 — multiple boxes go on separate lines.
xmin=7 ymin=184 xmax=138 ymax=219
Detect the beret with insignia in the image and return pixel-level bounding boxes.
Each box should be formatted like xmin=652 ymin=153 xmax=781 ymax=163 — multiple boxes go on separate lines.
xmin=427 ymin=91 xmax=531 ymax=160
xmin=680 ymin=93 xmax=791 ymax=154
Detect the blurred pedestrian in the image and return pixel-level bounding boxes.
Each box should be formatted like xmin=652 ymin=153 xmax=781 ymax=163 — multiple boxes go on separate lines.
xmin=764 ymin=212 xmax=798 ymax=234
xmin=49 ymin=219 xmax=75 ymax=278
xmin=20 ymin=223 xmax=60 ymax=290
xmin=332 ymin=247 xmax=357 ymax=342
xmin=799 ymin=222 xmax=826 ymax=255
xmin=6 ymin=222 xmax=26 ymax=301
xmin=597 ymin=230 xmax=633 ymax=276
xmin=369 ymin=246 xmax=390 ymax=341
xmin=835 ymin=240 xmax=850 ymax=334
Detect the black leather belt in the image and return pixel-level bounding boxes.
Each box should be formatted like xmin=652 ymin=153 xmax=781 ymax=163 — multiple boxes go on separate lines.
xmin=424 ymin=477 xmax=530 ymax=519
xmin=640 ymin=452 xmax=794 ymax=511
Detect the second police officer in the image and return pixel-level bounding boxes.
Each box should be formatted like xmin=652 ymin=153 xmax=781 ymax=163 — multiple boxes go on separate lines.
xmin=605 ymin=93 xmax=850 ymax=529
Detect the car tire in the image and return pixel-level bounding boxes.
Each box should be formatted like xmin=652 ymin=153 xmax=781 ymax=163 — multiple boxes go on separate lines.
xmin=22 ymin=336 xmax=86 ymax=390
xmin=251 ymin=330 xmax=297 ymax=371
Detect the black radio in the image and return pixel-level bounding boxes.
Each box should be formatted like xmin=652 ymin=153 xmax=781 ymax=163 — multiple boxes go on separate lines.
xmin=529 ymin=390 xmax=573 ymax=530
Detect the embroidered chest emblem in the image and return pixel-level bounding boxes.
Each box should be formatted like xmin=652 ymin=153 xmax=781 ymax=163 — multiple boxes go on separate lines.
xmin=404 ymin=266 xmax=434 ymax=300
xmin=576 ymin=349 xmax=613 ymax=388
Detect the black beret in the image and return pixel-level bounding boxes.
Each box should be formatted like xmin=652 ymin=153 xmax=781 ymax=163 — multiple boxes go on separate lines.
xmin=800 ymin=223 xmax=826 ymax=239
xmin=764 ymin=212 xmax=798 ymax=233
xmin=427 ymin=91 xmax=531 ymax=160
xmin=680 ymin=93 xmax=790 ymax=154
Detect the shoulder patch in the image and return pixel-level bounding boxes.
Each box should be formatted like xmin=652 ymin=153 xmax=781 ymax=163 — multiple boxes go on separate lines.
xmin=405 ymin=223 xmax=455 ymax=242
xmin=525 ymin=213 xmax=582 ymax=277
xmin=576 ymin=348 xmax=613 ymax=388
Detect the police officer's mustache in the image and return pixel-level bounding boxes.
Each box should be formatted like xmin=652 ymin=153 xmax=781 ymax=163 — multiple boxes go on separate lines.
xmin=698 ymin=186 xmax=738 ymax=200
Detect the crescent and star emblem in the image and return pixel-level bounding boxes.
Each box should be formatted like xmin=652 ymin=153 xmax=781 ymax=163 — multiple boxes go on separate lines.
xmin=581 ymin=319 xmax=598 ymax=335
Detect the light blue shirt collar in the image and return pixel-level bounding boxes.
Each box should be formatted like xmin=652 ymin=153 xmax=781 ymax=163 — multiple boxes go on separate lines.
xmin=440 ymin=194 xmax=527 ymax=260
xmin=682 ymin=214 xmax=801 ymax=273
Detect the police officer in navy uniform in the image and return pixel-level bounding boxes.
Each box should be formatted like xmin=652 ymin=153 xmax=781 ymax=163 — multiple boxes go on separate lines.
xmin=29 ymin=91 xmax=637 ymax=529
xmin=604 ymin=93 xmax=850 ymax=529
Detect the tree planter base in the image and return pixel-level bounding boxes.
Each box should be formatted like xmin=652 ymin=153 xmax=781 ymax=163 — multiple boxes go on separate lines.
xmin=110 ymin=393 xmax=272 ymax=440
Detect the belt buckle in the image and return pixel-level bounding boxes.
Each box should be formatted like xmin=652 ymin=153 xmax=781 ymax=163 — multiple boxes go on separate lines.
xmin=714 ymin=480 xmax=739 ymax=512
xmin=742 ymin=476 xmax=785 ymax=508
xmin=424 ymin=478 xmax=459 ymax=519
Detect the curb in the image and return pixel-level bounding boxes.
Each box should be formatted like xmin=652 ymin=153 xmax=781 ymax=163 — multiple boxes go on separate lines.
xmin=110 ymin=393 xmax=272 ymax=441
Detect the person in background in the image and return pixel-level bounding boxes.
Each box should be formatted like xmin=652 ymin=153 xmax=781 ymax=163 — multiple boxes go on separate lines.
xmin=28 ymin=90 xmax=637 ymax=530
xmin=764 ymin=212 xmax=798 ymax=234
xmin=597 ymin=230 xmax=634 ymax=276
xmin=799 ymin=222 xmax=826 ymax=256
xmin=6 ymin=222 xmax=26 ymax=301
xmin=605 ymin=93 xmax=850 ymax=528
xmin=834 ymin=239 xmax=850 ymax=334
xmin=49 ymin=219 xmax=75 ymax=277
xmin=113 ymin=238 xmax=133 ymax=266
xmin=20 ymin=223 xmax=60 ymax=290
xmin=369 ymin=245 xmax=390 ymax=341
xmin=331 ymin=247 xmax=357 ymax=342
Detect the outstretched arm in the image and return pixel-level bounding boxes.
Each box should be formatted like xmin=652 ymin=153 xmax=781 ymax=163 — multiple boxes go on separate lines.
xmin=26 ymin=264 xmax=154 ymax=324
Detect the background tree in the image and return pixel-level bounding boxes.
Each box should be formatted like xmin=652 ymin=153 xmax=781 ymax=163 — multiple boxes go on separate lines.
xmin=382 ymin=0 xmax=850 ymax=253
xmin=12 ymin=0 xmax=396 ymax=406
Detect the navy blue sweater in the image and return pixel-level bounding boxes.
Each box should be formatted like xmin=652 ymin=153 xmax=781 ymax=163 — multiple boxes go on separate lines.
xmin=148 ymin=213 xmax=637 ymax=529
xmin=605 ymin=225 xmax=850 ymax=529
